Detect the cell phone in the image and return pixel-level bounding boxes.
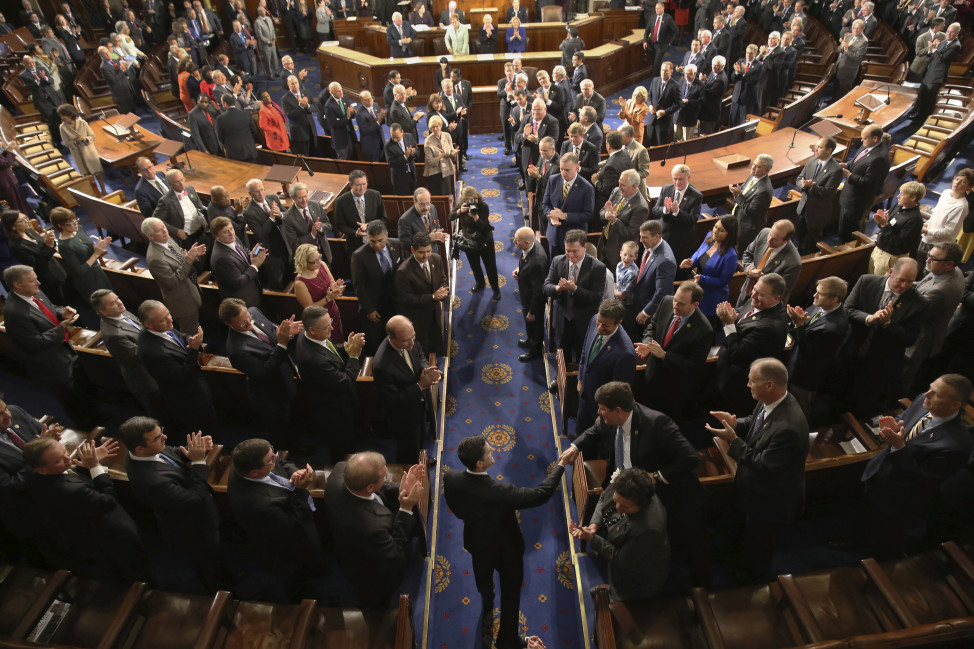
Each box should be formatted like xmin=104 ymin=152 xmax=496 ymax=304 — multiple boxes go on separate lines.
xmin=253 ymin=244 xmax=262 ymax=254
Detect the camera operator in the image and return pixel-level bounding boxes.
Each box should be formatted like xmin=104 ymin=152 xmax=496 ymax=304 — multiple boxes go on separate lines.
xmin=451 ymin=186 xmax=500 ymax=301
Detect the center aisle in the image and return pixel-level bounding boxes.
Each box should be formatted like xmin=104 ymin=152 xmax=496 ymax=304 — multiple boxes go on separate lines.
xmin=423 ymin=136 xmax=586 ymax=649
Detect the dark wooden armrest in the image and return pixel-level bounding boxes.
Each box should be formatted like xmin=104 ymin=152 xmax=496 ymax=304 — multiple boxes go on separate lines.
xmin=287 ymin=599 xmax=318 ymax=649
xmin=777 ymin=574 xmax=824 ymax=643
xmin=95 ymin=582 xmax=147 ymax=649
xmin=860 ymin=557 xmax=919 ymax=628
xmin=690 ymin=587 xmax=726 ymax=649
xmin=852 ymin=231 xmax=875 ymax=246
xmin=194 ymin=590 xmax=233 ymax=649
xmin=942 ymin=540 xmax=974 ymax=584
xmin=712 ymin=436 xmax=738 ymax=476
xmin=196 ymin=270 xmax=212 ymax=284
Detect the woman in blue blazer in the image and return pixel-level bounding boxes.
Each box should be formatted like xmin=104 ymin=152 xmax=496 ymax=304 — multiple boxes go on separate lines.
xmin=506 ymin=16 xmax=526 ymax=53
xmin=681 ymin=215 xmax=739 ymax=324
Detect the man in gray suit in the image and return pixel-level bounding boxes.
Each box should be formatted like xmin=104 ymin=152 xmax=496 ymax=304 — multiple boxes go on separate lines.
xmin=903 ymin=242 xmax=965 ymax=392
xmin=835 ymin=19 xmax=868 ymax=95
xmin=598 ymin=170 xmax=649 ymax=271
xmin=619 ymin=124 xmax=651 ymax=200
xmin=254 ymin=6 xmax=279 ymax=77
xmin=91 ymin=289 xmax=160 ymax=412
xmin=795 ymin=136 xmax=842 ymax=254
xmin=907 ymin=18 xmax=946 ymax=82
xmin=282 ymin=182 xmax=333 ymax=265
xmin=736 ymin=220 xmax=803 ymax=308
xmin=730 ymin=154 xmax=775 ymax=251
xmin=142 ymin=217 xmax=206 ymax=334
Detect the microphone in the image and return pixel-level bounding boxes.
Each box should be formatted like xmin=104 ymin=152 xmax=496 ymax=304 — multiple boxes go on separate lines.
xmin=874 ymin=84 xmax=892 ymax=105
xmin=295 ymin=154 xmax=315 ymax=176
xmin=659 ymin=141 xmax=674 ymax=167
xmin=788 ymin=114 xmax=842 ymax=148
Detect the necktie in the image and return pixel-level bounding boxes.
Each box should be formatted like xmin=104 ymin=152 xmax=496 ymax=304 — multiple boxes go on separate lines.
xmin=122 ymin=315 xmax=141 ymax=330
xmin=663 ymin=316 xmax=680 ymax=347
xmin=674 ymin=190 xmax=681 ymax=206
xmin=356 ymin=197 xmax=365 ymax=220
xmin=569 ymin=263 xmax=578 ymax=282
xmin=752 ymin=406 xmax=766 ymax=435
xmin=653 ymin=15 xmax=661 ymax=41
xmin=399 ymin=140 xmax=406 ymax=153
xmin=235 ymin=243 xmax=250 ymax=263
xmin=541 ymin=159 xmax=548 ymax=175
xmin=853 ymin=147 xmax=869 ymax=163
xmin=684 ymin=83 xmax=689 ymax=98
xmin=324 ymin=339 xmax=341 ymax=357
xmin=588 ymin=335 xmax=604 ymax=363
xmin=377 ymin=249 xmax=392 ymax=274
xmin=814 ymin=161 xmax=823 ymax=178
xmin=303 ymin=207 xmax=314 ymax=231
xmin=166 ymin=330 xmax=187 ymax=350
xmin=32 ymin=297 xmax=67 ymax=341
xmin=401 ymin=348 xmax=414 ymax=372
xmin=562 ymin=181 xmax=570 ymax=200
xmin=268 ymin=470 xmax=316 ymax=510
xmin=906 ymin=413 xmax=932 ymax=441
xmin=252 ymin=326 xmax=274 ymax=345
xmin=158 ymin=452 xmax=181 ymax=467
xmin=167 ymin=242 xmax=198 ymax=284
xmin=2 ymin=429 xmax=25 ymax=449
xmin=422 ymin=214 xmax=430 ymax=230
xmin=808 ymin=308 xmax=823 ymax=326
xmin=880 ymin=290 xmax=894 ymax=308
xmin=532 ymin=121 xmax=538 ymax=135
xmin=423 ymin=263 xmax=431 ymax=282
xmin=638 ymin=249 xmax=651 ymax=279
xmin=614 ymin=426 xmax=628 ymax=468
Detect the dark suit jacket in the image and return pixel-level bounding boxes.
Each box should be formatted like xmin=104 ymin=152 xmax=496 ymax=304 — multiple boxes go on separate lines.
xmin=355 ymin=104 xmax=386 ymax=162
xmin=698 ymin=70 xmax=728 ymax=122
xmin=351 ymin=238 xmax=404 ymax=317
xmin=844 ymin=274 xmax=926 ymax=363
xmin=386 ymin=20 xmax=416 ymax=56
xmin=643 ymin=298 xmax=713 ymax=400
xmin=282 ymin=200 xmax=333 ymax=265
xmin=543 ymin=254 xmax=607 ymax=343
xmin=646 ymin=76 xmax=682 ymax=129
xmin=389 ymin=101 xmax=420 ymax=142
xmin=733 ymin=174 xmax=774 ymax=250
xmin=862 ymin=397 xmax=973 ymax=517
xmin=334 ymin=189 xmax=387 ymax=256
xmin=875 ymin=204 xmax=923 ymax=256
xmin=215 ymin=106 xmax=259 ymax=162
xmin=135 ymin=172 xmax=168 ymax=218
xmin=19 ymin=69 xmax=60 ymax=116
xmin=394 ymin=254 xmax=447 ymax=355
xmin=319 ymin=95 xmax=357 ymax=153
xmin=137 ymin=328 xmax=212 ymax=422
xmin=227 ymin=460 xmax=323 ymax=576
xmin=3 ymin=291 xmax=75 ymax=390
xmin=541 ymin=174 xmax=595 ymax=252
xmin=282 ymin=90 xmax=317 ymax=144
xmin=631 ymin=239 xmax=678 ymax=317
xmin=151 ymin=186 xmax=207 ymax=241
xmin=598 ymin=188 xmax=647 ymax=272
xmin=519 ymin=112 xmax=560 ymax=169
xmin=385 ymin=134 xmax=418 ymax=187
xmin=653 ymin=183 xmax=703 ymax=263
xmin=572 ymin=92 xmax=607 ymax=125
xmin=100 ymin=313 xmax=160 ymax=398
xmin=717 ymin=301 xmax=789 ymax=391
xmin=99 ymin=59 xmax=137 ymax=109
xmin=676 ymin=78 xmax=706 ymax=126
xmin=225 ymin=307 xmax=297 ymax=409
xmin=443 ymin=465 xmax=565 ymax=558
xmin=730 ymin=57 xmax=763 ymax=107
xmin=0 ymin=405 xmax=42 ymax=537
xmin=578 ymin=321 xmax=637 ymax=422
xmin=737 ymin=235 xmax=803 ymax=306
xmin=125 ymin=447 xmax=220 ymax=551
xmin=296 ymin=333 xmax=360 ymax=432
xmin=211 ymin=240 xmax=262 ymax=307
xmin=397 ymin=205 xmax=440 ymax=250
xmin=729 ymin=393 xmax=809 ymax=524
xmin=643 ymin=12 xmax=678 ymax=48
xmin=324 ymin=462 xmax=417 ymax=605
xmin=7 ymin=232 xmax=66 ymax=296
xmin=243 ymin=195 xmax=291 ymax=290
xmin=795 ymin=156 xmax=842 ymax=220
xmin=517 ymin=241 xmax=549 ymax=318
xmin=596 ymin=149 xmax=635 ymax=205
xmin=839 ymin=144 xmax=891 ymax=217
xmin=373 ymin=336 xmax=431 ymax=440
xmin=787 ymin=305 xmax=849 ymax=391
xmin=188 ymin=105 xmax=220 ymax=155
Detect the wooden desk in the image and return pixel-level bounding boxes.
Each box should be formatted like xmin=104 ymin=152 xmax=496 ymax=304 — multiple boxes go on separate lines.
xmin=318 ymin=30 xmax=650 ymax=133
xmin=150 ymin=150 xmax=348 ymax=208
xmin=89 ymin=114 xmax=165 ymax=169
xmin=814 ymin=81 xmax=918 ymax=143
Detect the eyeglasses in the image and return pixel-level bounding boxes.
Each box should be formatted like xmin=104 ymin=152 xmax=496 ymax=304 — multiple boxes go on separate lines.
xmin=927 ymin=255 xmax=948 ymax=263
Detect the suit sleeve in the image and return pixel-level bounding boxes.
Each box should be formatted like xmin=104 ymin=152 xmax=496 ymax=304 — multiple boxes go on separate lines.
xmin=229 ymin=343 xmax=290 ymax=382
xmin=566 ymin=183 xmax=595 ymax=229
xmin=4 ymin=305 xmax=67 ymax=352
xmin=724 ymin=317 xmax=785 ymax=365
xmin=653 ymin=416 xmax=701 ymax=479
xmin=696 ymin=246 xmax=738 ymax=290
xmin=494 ymin=465 xmax=565 ymax=509
xmin=394 ymin=266 xmax=435 ymax=307
xmin=642 ymin=255 xmax=677 ymax=316
xmin=728 ymin=420 xmax=806 ymax=476
xmin=212 ymin=252 xmax=259 ymax=292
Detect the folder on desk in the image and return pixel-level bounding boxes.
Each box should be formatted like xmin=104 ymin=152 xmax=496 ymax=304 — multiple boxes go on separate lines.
xmin=102 ymin=112 xmax=141 ymax=137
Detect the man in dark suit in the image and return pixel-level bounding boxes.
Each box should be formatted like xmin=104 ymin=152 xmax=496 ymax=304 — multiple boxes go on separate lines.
xmin=842 ymin=257 xmax=926 ymax=415
xmin=537 ymin=71 xmax=568 ymax=148
xmin=675 ymin=64 xmax=706 ymax=141
xmin=520 ymin=100 xmax=560 ymax=190
xmin=571 ymin=53 xmax=589 ymax=95
xmin=636 ymin=282 xmax=714 ymax=418
xmin=386 ymin=12 xmax=416 ymax=57
xmin=2 ymin=266 xmax=97 ymax=428
xmin=210 ymin=216 xmax=265 ymax=307
xmin=24 ymin=437 xmax=146 ymax=581
xmin=678 ymin=39 xmax=705 ymax=73
xmin=563 ymin=381 xmax=707 ymax=584
xmin=505 ymin=0 xmax=529 ymax=23
xmin=244 ymin=178 xmax=291 ymax=290
xmin=394 ymin=232 xmax=449 ymax=356
xmin=151 ymin=169 xmax=210 ymax=256
xmin=757 ymin=32 xmax=786 ymax=112
xmin=355 ymin=91 xmax=386 ymax=162
xmin=711 ymin=14 xmax=731 ymax=59
xmin=142 ymin=217 xmax=205 ymax=334
xmin=334 ymin=170 xmax=387 ymax=257
xmin=282 ymin=182 xmax=333 ymax=265
xmin=569 ymin=80 xmax=607 ymax=127
xmin=215 ymin=94 xmax=259 ymax=162
xmin=373 ymin=315 xmax=442 ymax=462
xmin=525 ymin=137 xmax=559 ymax=229
xmin=19 ymin=57 xmax=63 ymax=144
xmin=221 ymin=299 xmax=299 ymax=447
xmin=0 ymin=398 xmax=57 ymax=551
xmin=444 ymin=436 xmax=569 ymax=649
xmin=324 ymin=453 xmax=425 ymax=606
xmin=715 ymin=273 xmax=790 ymax=413
xmin=795 ymin=136 xmax=842 ymax=254
xmin=646 ymin=62 xmax=681 ymax=146
xmin=134 ymin=157 xmax=170 ymax=218
xmin=576 ymin=300 xmax=637 ymax=435
xmin=450 ymin=69 xmax=473 ymax=162
xmin=318 ymin=82 xmax=358 ymax=160
xmin=729 ymin=45 xmax=763 ymax=126
xmin=912 ymin=22 xmax=961 ymax=119
xmin=230 ymin=20 xmax=257 ymax=75
xmin=97 ymin=46 xmax=137 ymax=114
xmin=598 ymin=169 xmax=647 ymax=271
xmin=389 ymin=82 xmax=424 ymax=143
xmin=282 ymin=74 xmax=317 ymax=156
xmin=398 ymin=187 xmax=447 ymax=253
xmin=118 ymin=416 xmax=224 ymax=591
xmin=736 ymin=220 xmax=803 ymax=308
xmin=643 ymin=1 xmax=678 ymax=76
xmin=136 ymin=300 xmax=216 ymax=435
xmin=786 ymin=276 xmax=849 ymax=418
xmin=541 ymin=153 xmax=595 ymax=257
xmin=629 ymin=220 xmax=678 ymax=336
xmin=92 ymin=290 xmax=161 ymax=413
xmin=593 ymin=132 xmax=632 ymax=211
xmin=838 ymin=126 xmax=891 ymax=243
xmin=295 ymin=306 xmax=365 ymax=459
xmin=385 ymin=123 xmax=419 ymax=196
xmin=351 ymin=221 xmax=405 ymax=356
xmin=227 ymin=438 xmax=324 ymax=600
xmin=697 ymin=56 xmax=728 ymax=134
xmin=543 ymin=229 xmax=608 ymax=363
xmin=187 ymin=94 xmax=221 ymax=155
xmin=730 ymin=154 xmax=775 ymax=250
xmin=560 ymin=124 xmax=599 ymax=181
xmin=497 ymin=63 xmax=517 ymax=154
xmin=708 ymin=357 xmax=809 ymax=582
xmin=652 ymin=164 xmax=703 ymax=263
xmin=513 ymin=228 xmax=549 ymax=362
xmin=206 ymin=186 xmax=250 ymax=247
xmin=859 ymin=374 xmax=973 ymax=558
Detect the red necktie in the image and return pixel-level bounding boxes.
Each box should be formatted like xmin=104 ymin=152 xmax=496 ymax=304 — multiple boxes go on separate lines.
xmin=2 ymin=429 xmax=25 ymax=449
xmin=653 ymin=16 xmax=661 ymax=41
xmin=33 ymin=297 xmax=69 ymax=342
xmin=206 ymin=112 xmax=212 ymax=126
xmin=663 ymin=316 xmax=680 ymax=347
xmin=638 ymin=249 xmax=651 ymax=280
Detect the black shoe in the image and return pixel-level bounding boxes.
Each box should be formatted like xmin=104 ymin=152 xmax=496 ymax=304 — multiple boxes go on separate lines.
xmin=470 ymin=283 xmax=486 ymax=293
xmin=517 ymin=339 xmax=531 ymax=349
xmin=496 ymin=136 xmax=504 ymax=141
xmin=492 ymin=289 xmax=501 ymax=301
xmin=504 ymin=148 xmax=512 ymax=155
xmin=548 ymin=380 xmax=558 ymax=393
xmin=460 ymin=165 xmax=469 ymax=172
xmin=519 ymin=350 xmax=542 ymax=362
xmin=509 ymin=161 xmax=519 ymax=168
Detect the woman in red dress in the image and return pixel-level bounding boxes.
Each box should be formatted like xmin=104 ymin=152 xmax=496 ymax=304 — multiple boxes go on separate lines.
xmin=258 ymin=91 xmax=290 ymax=152
xmin=293 ymin=243 xmax=345 ymax=343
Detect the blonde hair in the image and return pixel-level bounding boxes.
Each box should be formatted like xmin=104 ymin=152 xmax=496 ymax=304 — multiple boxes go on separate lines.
xmin=633 ymin=86 xmax=648 ymax=101
xmin=428 ymin=114 xmax=443 ymax=129
xmin=899 ymin=181 xmax=926 ymax=200
xmin=293 ymin=243 xmax=321 ymax=274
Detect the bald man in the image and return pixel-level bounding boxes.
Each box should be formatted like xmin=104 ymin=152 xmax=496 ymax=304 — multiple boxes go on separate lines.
xmin=513 ymin=227 xmax=549 ymax=361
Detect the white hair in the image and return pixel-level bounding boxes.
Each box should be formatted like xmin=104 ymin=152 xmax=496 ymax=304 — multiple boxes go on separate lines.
xmin=712 ymin=55 xmax=726 ymax=67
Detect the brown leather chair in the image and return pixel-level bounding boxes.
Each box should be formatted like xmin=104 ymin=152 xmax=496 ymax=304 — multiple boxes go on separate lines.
xmin=432 ymin=37 xmax=447 ymax=55
xmin=540 ymin=5 xmax=564 ymax=21
xmin=338 ymin=34 xmax=355 ymax=49
xmin=412 ymin=39 xmax=427 ymax=57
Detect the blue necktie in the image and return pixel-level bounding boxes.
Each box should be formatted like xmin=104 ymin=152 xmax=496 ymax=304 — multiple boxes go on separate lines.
xmin=268 ymin=470 xmax=316 ymax=511
xmin=614 ymin=426 xmax=627 ymax=469
xmin=378 ymin=248 xmax=392 ymax=274
xmin=122 ymin=315 xmax=141 ymax=330
xmin=158 ymin=453 xmax=180 ymax=467
xmin=752 ymin=407 xmax=766 ymax=436
xmin=166 ymin=330 xmax=187 ymax=350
